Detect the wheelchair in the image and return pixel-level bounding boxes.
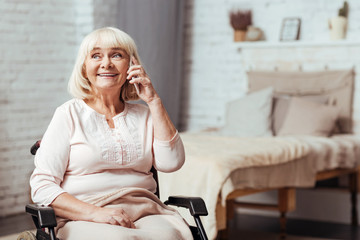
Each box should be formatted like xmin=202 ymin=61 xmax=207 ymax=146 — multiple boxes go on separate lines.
xmin=18 ymin=141 xmax=208 ymax=240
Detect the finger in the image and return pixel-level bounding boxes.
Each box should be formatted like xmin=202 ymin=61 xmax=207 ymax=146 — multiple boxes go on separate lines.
xmin=129 ymin=77 xmax=151 ymax=87
xmin=113 ymin=215 xmax=133 ymax=228
xmin=127 ymin=69 xmax=143 ymax=80
xmin=118 ymin=211 xmax=135 ymax=229
xmin=129 ymin=77 xmax=141 ymax=84
xmin=130 ymin=221 xmax=136 ymax=229
xmin=112 ymin=216 xmax=125 ymax=226
xmin=127 ymin=64 xmax=142 ymax=73
xmin=108 ymin=217 xmax=118 ymax=225
xmin=111 ymin=215 xmax=124 ymax=226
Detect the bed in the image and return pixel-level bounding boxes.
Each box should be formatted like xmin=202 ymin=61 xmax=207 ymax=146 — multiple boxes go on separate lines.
xmin=158 ymin=69 xmax=360 ymax=240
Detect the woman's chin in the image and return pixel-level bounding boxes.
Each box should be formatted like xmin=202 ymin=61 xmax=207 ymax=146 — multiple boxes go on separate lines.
xmin=94 ymin=80 xmax=125 ymax=90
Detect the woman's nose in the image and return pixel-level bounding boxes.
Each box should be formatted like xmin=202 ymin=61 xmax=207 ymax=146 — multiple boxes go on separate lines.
xmin=101 ymin=57 xmax=113 ymax=69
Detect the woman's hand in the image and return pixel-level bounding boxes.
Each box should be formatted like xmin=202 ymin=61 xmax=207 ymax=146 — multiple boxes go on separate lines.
xmin=91 ymin=207 xmax=136 ymax=228
xmin=51 ymin=193 xmax=135 ymax=229
xmin=126 ymin=56 xmax=176 ymax=141
xmin=127 ymin=57 xmax=160 ymax=104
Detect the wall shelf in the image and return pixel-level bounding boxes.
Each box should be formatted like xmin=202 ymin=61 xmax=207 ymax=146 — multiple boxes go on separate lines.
xmin=237 ymin=40 xmax=360 ymax=50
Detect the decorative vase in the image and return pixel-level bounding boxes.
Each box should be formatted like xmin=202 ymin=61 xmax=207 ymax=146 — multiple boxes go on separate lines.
xmin=246 ymin=26 xmax=263 ymax=41
xmin=329 ymin=16 xmax=347 ymax=40
xmin=234 ymin=30 xmax=247 ymax=42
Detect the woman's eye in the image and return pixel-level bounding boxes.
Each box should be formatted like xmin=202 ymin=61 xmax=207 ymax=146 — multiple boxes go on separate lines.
xmin=91 ymin=54 xmax=101 ymax=59
xmin=113 ymin=53 xmax=123 ymax=58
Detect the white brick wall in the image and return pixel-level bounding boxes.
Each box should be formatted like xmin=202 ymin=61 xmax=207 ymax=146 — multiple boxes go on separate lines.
xmin=74 ymin=0 xmax=94 ymax=45
xmin=0 ymin=0 xmax=94 ymax=216
xmin=180 ymin=0 xmax=360 ymax=132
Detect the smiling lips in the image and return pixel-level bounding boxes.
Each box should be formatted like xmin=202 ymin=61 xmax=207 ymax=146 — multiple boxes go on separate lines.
xmin=97 ymin=73 xmax=118 ymax=77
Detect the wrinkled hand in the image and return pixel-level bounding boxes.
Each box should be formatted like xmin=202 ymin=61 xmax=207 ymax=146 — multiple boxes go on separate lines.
xmin=91 ymin=207 xmax=135 ymax=228
xmin=127 ymin=57 xmax=160 ymax=104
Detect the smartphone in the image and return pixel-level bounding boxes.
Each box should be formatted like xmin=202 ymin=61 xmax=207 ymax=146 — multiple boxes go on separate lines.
xmin=129 ymin=56 xmax=140 ymax=94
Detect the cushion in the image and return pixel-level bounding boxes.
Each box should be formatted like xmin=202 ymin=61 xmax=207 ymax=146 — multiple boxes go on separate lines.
xmin=247 ymin=69 xmax=354 ymax=133
xmin=272 ymin=96 xmax=291 ymax=135
xmin=221 ymin=87 xmax=273 ymax=137
xmin=277 ymin=97 xmax=339 ymax=137
xmin=272 ymin=95 xmax=332 ymax=135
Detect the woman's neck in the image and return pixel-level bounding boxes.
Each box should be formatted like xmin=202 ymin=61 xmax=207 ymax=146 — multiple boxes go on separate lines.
xmin=85 ymin=93 xmax=125 ymax=128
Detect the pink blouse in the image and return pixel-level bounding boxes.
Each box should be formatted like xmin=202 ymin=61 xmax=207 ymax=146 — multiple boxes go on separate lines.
xmin=30 ymin=99 xmax=185 ymax=206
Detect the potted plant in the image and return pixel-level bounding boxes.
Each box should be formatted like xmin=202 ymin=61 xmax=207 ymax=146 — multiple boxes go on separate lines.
xmin=329 ymin=1 xmax=348 ymax=40
xmin=229 ymin=10 xmax=252 ymax=42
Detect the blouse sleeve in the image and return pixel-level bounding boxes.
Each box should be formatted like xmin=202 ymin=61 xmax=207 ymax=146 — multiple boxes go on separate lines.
xmin=153 ymin=131 xmax=185 ymax=173
xmin=30 ymin=107 xmax=72 ymax=206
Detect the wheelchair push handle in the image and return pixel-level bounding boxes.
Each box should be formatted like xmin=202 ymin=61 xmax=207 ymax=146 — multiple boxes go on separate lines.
xmin=30 ymin=140 xmax=41 ymax=155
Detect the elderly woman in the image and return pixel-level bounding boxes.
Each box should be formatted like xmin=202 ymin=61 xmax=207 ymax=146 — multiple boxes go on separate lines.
xmin=30 ymin=27 xmax=192 ymax=240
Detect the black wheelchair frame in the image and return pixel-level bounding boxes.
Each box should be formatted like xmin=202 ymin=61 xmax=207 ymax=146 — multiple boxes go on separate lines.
xmin=20 ymin=141 xmax=208 ymax=240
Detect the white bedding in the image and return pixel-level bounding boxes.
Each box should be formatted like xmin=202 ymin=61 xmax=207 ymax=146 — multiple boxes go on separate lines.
xmin=158 ymin=132 xmax=360 ymax=240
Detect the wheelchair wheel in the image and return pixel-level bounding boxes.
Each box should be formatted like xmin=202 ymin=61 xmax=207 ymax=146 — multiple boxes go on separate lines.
xmin=17 ymin=231 xmax=36 ymax=240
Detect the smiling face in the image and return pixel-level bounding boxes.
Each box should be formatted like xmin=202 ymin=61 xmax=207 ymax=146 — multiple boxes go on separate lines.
xmin=68 ymin=27 xmax=141 ymax=101
xmin=84 ymin=45 xmax=130 ymax=95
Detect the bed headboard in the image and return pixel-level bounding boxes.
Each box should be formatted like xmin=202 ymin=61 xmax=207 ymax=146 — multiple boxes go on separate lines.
xmin=247 ymin=69 xmax=355 ymax=133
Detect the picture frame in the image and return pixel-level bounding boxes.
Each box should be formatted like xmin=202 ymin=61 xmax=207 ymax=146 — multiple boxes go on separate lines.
xmin=280 ymin=18 xmax=301 ymax=41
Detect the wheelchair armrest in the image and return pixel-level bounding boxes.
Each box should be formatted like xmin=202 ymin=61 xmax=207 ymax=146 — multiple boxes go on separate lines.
xmin=164 ymin=196 xmax=208 ymax=217
xmin=26 ymin=204 xmax=57 ymax=228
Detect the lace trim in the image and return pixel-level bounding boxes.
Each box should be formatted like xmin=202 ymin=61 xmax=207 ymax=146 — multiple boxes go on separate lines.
xmin=120 ymin=117 xmax=143 ymax=161
xmin=82 ymin=102 xmax=140 ymax=165
xmin=111 ymin=119 xmax=138 ymax=164
xmin=122 ymin=104 xmax=144 ymax=160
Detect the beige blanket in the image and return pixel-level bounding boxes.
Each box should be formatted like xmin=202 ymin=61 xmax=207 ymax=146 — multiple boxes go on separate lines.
xmin=295 ymin=134 xmax=360 ymax=172
xmin=159 ymin=132 xmax=310 ymax=240
xmin=220 ymin=134 xmax=360 ymax=196
xmin=56 ymin=187 xmax=191 ymax=239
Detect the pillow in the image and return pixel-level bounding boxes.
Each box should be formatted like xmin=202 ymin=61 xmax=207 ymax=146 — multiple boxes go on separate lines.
xmin=272 ymin=95 xmax=332 ymax=135
xmin=221 ymin=87 xmax=273 ymax=137
xmin=247 ymin=70 xmax=355 ymax=133
xmin=272 ymin=96 xmax=291 ymax=135
xmin=277 ymin=97 xmax=339 ymax=137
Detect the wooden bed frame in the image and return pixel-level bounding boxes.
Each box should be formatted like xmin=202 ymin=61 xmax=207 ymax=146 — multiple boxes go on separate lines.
xmin=214 ymin=69 xmax=358 ymax=239
xmin=217 ymin=166 xmax=360 ymax=239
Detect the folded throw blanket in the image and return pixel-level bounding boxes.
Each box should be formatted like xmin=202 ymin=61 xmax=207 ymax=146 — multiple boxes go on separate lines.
xmin=56 ymin=187 xmax=191 ymax=240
